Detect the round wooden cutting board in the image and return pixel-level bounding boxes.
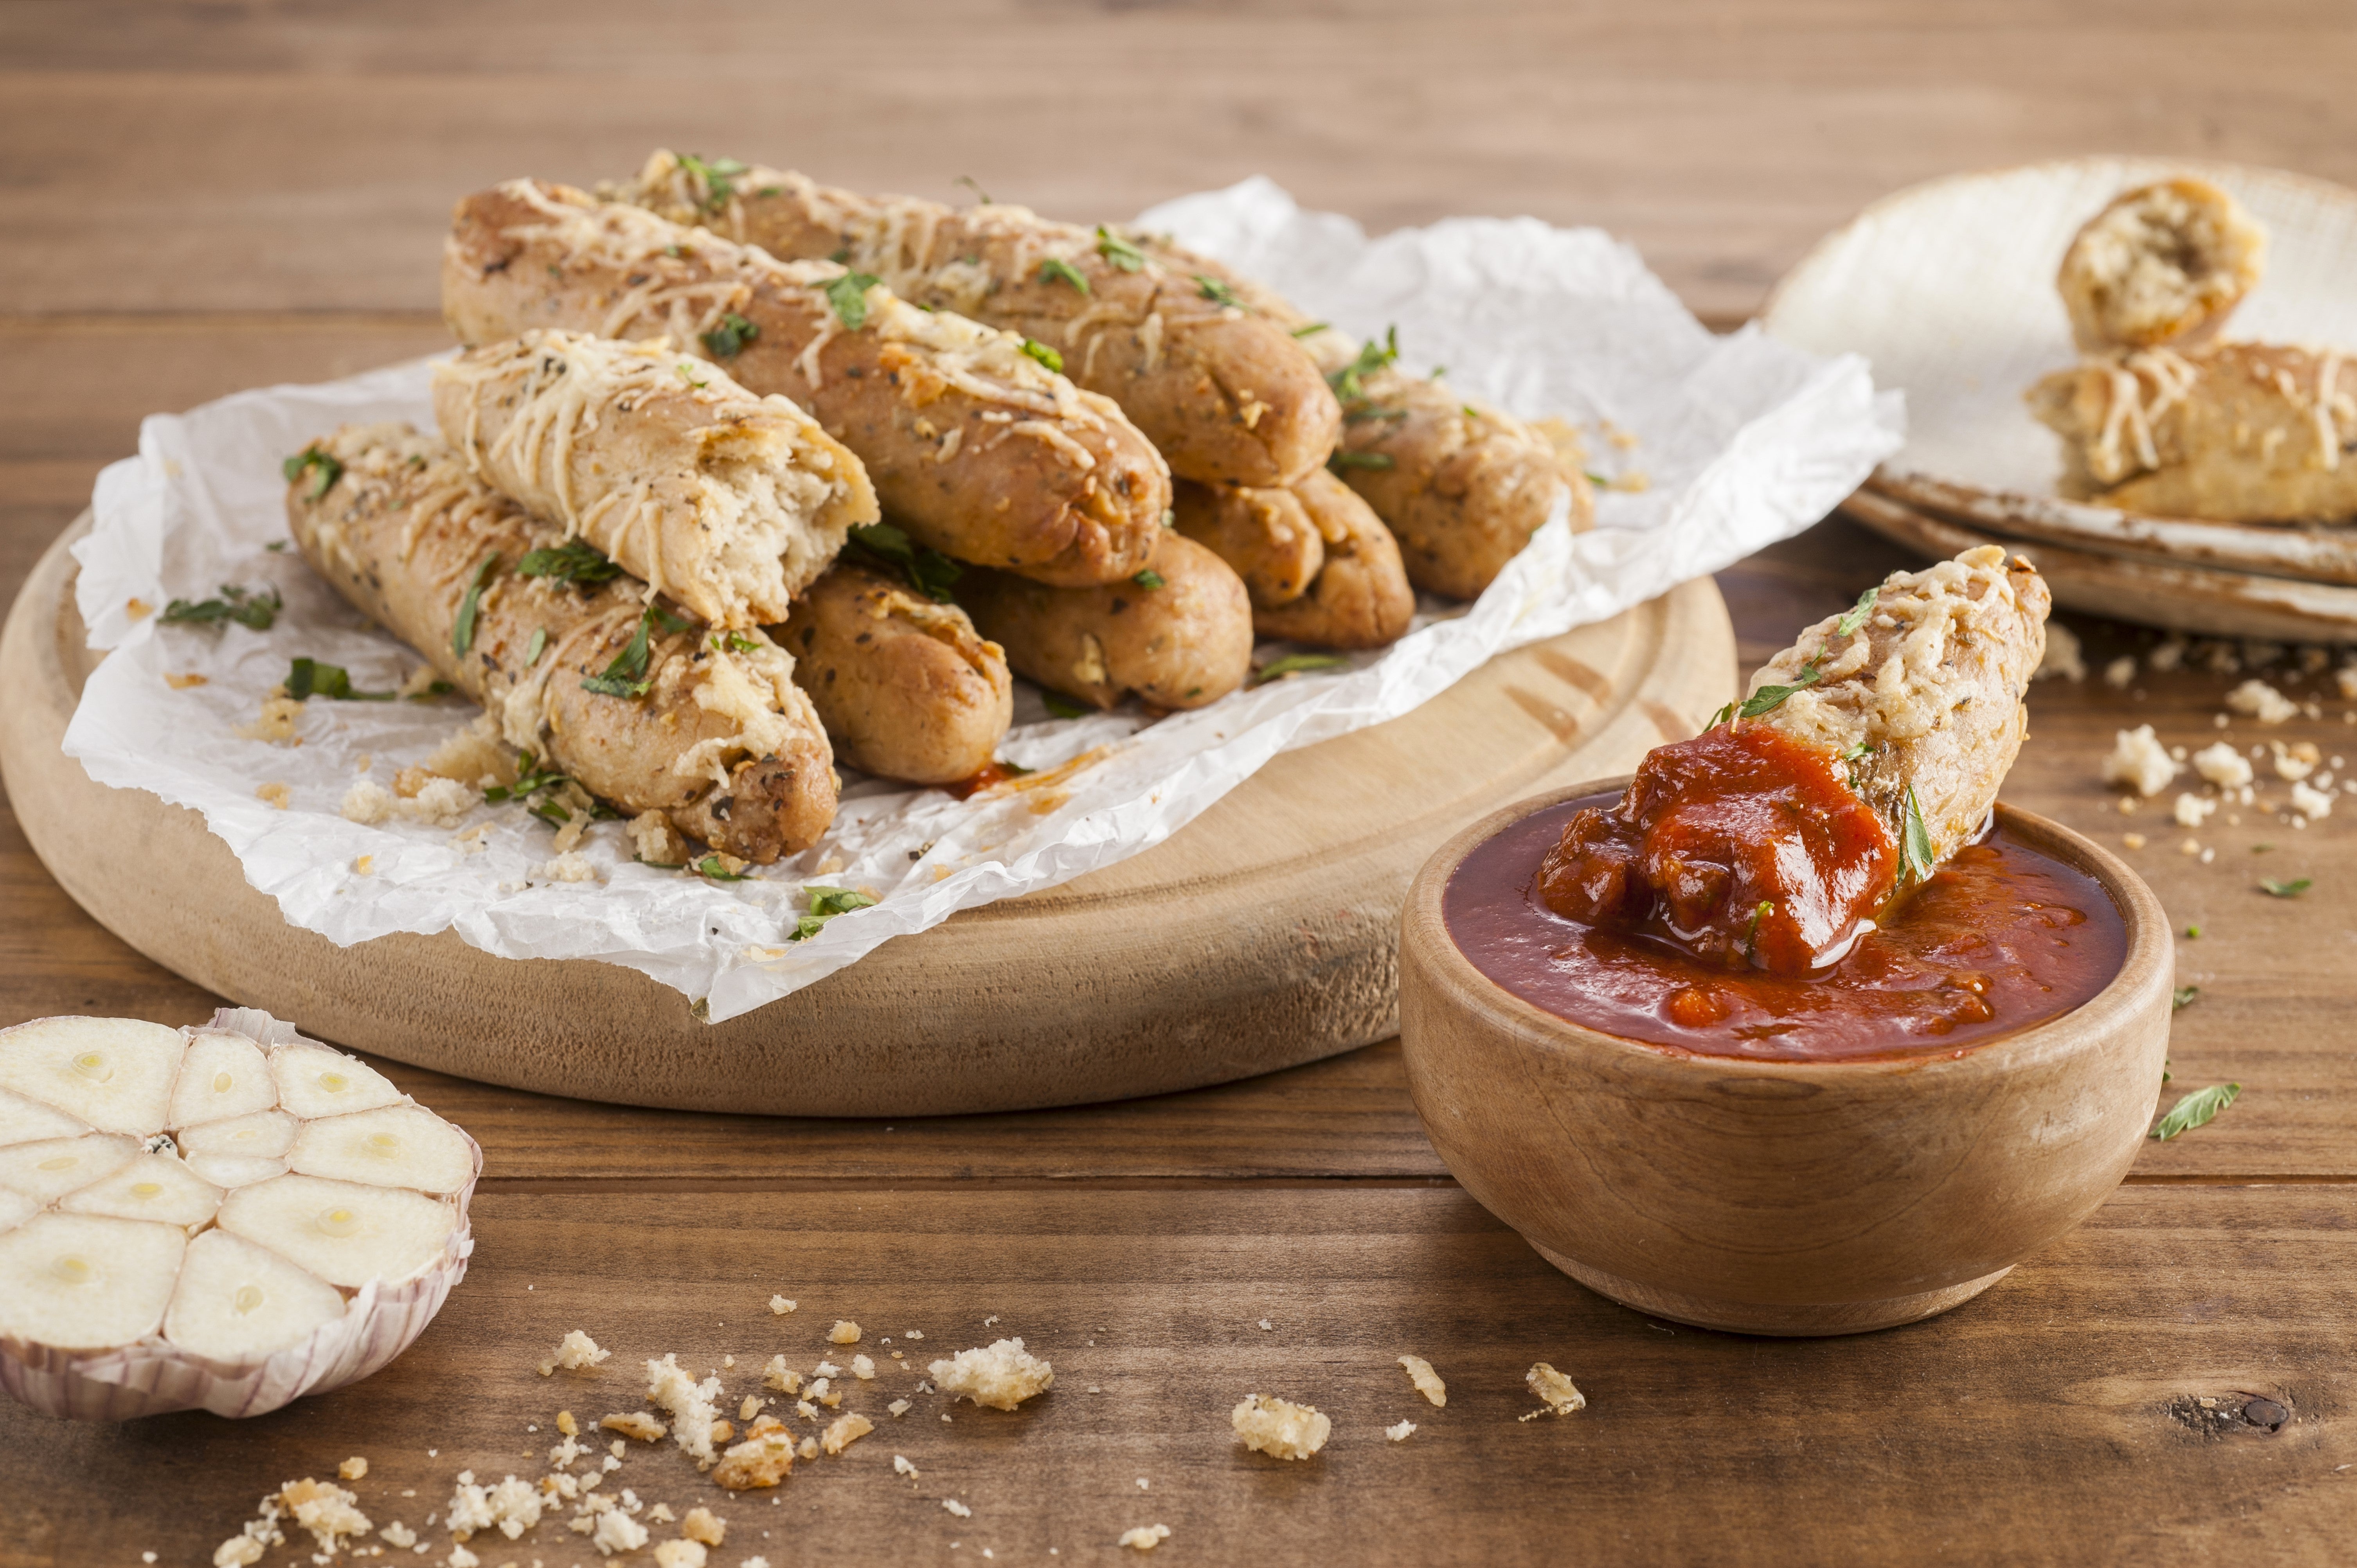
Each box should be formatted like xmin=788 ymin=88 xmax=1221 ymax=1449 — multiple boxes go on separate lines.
xmin=1 ymin=517 xmax=1734 ymax=1117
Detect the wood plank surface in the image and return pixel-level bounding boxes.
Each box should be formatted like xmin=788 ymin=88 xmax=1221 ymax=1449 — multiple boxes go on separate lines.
xmin=6 ymin=2 xmax=2357 ymax=1563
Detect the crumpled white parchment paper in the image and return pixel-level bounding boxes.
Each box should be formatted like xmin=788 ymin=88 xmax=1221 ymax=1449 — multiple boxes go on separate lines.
xmin=64 ymin=177 xmax=1902 ymax=1022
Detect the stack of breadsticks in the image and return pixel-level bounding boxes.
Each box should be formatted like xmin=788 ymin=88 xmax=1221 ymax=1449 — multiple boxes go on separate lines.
xmin=286 ymin=157 xmax=1593 ymax=870
xmin=2028 ymin=178 xmax=2357 ymax=524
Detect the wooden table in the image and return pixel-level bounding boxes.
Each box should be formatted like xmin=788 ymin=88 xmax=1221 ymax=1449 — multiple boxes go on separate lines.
xmin=6 ymin=3 xmax=2357 ymax=1562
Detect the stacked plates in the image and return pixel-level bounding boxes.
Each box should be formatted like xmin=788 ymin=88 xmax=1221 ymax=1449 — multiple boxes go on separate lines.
xmin=1764 ymin=157 xmax=2357 ymax=642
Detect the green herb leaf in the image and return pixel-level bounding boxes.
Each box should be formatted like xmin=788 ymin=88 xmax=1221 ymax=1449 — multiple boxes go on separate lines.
xmin=1583 ymin=470 xmax=1611 ymax=487
xmin=160 ymin=583 xmax=282 ymax=632
xmin=1041 ymin=690 xmax=1090 ymax=720
xmin=283 ymin=656 xmax=394 ymax=701
xmin=483 ymin=749 xmax=570 ymax=806
xmin=1326 ymin=326 xmax=1400 ymax=402
xmin=1328 ymin=450 xmax=1396 ymax=471
xmin=2150 ymin=1081 xmax=2240 ymax=1140
xmin=581 ymin=601 xmax=684 ymax=699
xmin=1343 ymin=404 xmax=1408 ymax=424
xmin=1288 ymin=321 xmax=1330 ymax=338
xmin=1835 ymin=585 xmax=1881 ymax=638
xmin=677 ymin=153 xmax=750 ymax=212
xmin=1194 ymin=273 xmax=1244 ymax=308
xmin=2172 ymin=985 xmax=2199 ymax=1010
xmin=711 ymin=630 xmax=760 ymax=654
xmin=452 ymin=553 xmax=500 ymax=658
xmin=954 ymin=175 xmax=994 ymax=205
xmin=847 ymin=522 xmax=963 ymax=604
xmin=786 ymin=884 xmax=876 ymax=939
xmin=1020 ymin=337 xmax=1064 ymax=374
xmin=676 ymin=362 xmax=708 ymax=389
xmin=634 ymin=856 xmax=689 ymax=871
xmin=1708 ymin=701 xmax=1736 ymax=729
xmin=2252 ymin=843 xmax=2276 ymax=853
xmin=1252 ymin=653 xmax=1351 ymax=686
xmin=1738 ymin=662 xmax=1821 ymax=719
xmin=2185 ymin=924 xmax=2202 ymax=939
xmin=2260 ymin=877 xmax=2312 ymax=898
xmin=525 ymin=628 xmax=548 ymax=668
xmin=264 ymin=539 xmax=287 ymax=552
xmin=1132 ymin=568 xmax=1166 ymax=590
xmin=700 ymin=312 xmax=759 ymax=358
xmin=1095 ymin=225 xmax=1144 ymax=272
xmin=1901 ymin=784 xmax=1936 ymax=883
xmin=281 ymin=448 xmax=344 ymax=501
xmin=1038 ymin=257 xmax=1090 ymax=293
xmin=518 ymin=538 xmax=623 ymax=586
xmin=1745 ymin=900 xmax=1774 ymax=961
xmin=694 ymin=854 xmax=754 ymax=882
xmin=823 ymin=271 xmax=880 ymax=330
xmin=1840 ymin=739 xmax=1876 ymax=761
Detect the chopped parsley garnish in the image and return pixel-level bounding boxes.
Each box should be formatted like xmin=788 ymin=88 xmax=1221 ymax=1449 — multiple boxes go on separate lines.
xmin=700 ymin=312 xmax=759 ymax=358
xmin=1194 ymin=273 xmax=1243 ymax=308
xmin=1289 ymin=321 xmax=1330 ymax=338
xmin=518 ymin=538 xmax=623 ymax=586
xmin=1095 ymin=225 xmax=1145 ymax=272
xmin=1328 ymin=450 xmax=1396 ymax=471
xmin=1429 ymin=364 xmax=1448 ymax=379
xmin=2184 ymin=924 xmax=2202 ymax=939
xmin=281 ymin=448 xmax=343 ymax=500
xmin=823 ymin=271 xmax=880 ymax=330
xmin=525 ymin=628 xmax=548 ymax=668
xmin=283 ymin=657 xmax=392 ymax=701
xmin=676 ymin=363 xmax=709 ymax=389
xmin=711 ymin=630 xmax=761 ymax=654
xmin=678 ymin=153 xmax=749 ymax=212
xmin=1840 ymin=739 xmax=1876 ymax=761
xmin=1020 ymin=338 xmax=1064 ymax=374
xmin=954 ymin=175 xmax=994 ymax=205
xmin=1041 ymin=690 xmax=1090 ymax=719
xmin=1038 ymin=257 xmax=1090 ymax=293
xmin=2172 ymin=984 xmax=2200 ymax=1010
xmin=1835 ymin=584 xmax=1882 ymax=638
xmin=1326 ymin=326 xmax=1400 ymax=402
xmin=1161 ymin=509 xmax=1177 ymax=529
xmin=1745 ymin=900 xmax=1774 ymax=961
xmin=2150 ymin=1082 xmax=2239 ymax=1140
xmin=581 ymin=601 xmax=693 ymax=699
xmin=2260 ymin=876 xmax=2312 ymax=897
xmin=161 ymin=583 xmax=282 ymax=632
xmin=1132 ymin=568 xmax=1166 ymax=590
xmin=1344 ymin=404 xmax=1407 ymax=424
xmin=847 ymin=522 xmax=963 ymax=604
xmin=264 ymin=539 xmax=287 ymax=552
xmin=452 ymin=553 xmax=500 ymax=658
xmin=1252 ymin=653 xmax=1351 ymax=685
xmin=696 ymin=854 xmax=754 ymax=883
xmin=1707 ymin=701 xmax=1736 ymax=729
xmin=786 ymin=885 xmax=876 ymax=939
xmin=483 ymin=750 xmax=569 ymax=806
xmin=1462 ymin=405 xmax=1480 ymax=419
xmin=1584 ymin=470 xmax=1612 ymax=487
xmin=1900 ymin=784 xmax=1936 ymax=883
xmin=1738 ymin=662 xmax=1821 ymax=718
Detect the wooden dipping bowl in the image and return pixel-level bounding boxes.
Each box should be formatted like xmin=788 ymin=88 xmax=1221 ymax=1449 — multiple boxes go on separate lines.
xmin=1398 ymin=779 xmax=2173 ymax=1337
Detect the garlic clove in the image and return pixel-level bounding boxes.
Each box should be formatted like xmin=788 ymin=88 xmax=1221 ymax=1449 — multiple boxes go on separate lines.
xmin=217 ymin=1174 xmax=457 ymax=1289
xmin=0 ymin=1018 xmax=186 ymax=1135
xmin=0 ymin=1133 xmax=142 ymax=1204
xmin=0 ymin=1088 xmax=89 ymax=1149
xmin=288 ymin=1106 xmax=473 ymax=1195
xmin=0 ymin=1212 xmax=186 ymax=1350
xmin=167 ymin=1030 xmax=277 ymax=1128
xmin=58 ymin=1152 xmax=222 ymax=1230
xmin=179 ymin=1110 xmax=298 ymax=1161
xmin=183 ymin=1153 xmax=290 ymax=1190
xmin=163 ymin=1228 xmax=347 ymax=1362
xmin=270 ymin=1043 xmax=403 ymax=1120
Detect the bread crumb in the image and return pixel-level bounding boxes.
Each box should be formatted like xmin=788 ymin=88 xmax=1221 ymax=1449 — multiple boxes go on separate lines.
xmin=821 ymin=1413 xmax=873 ymax=1455
xmin=2227 ymin=679 xmax=2298 ymax=725
xmin=2272 ymin=739 xmax=2322 ymax=781
xmin=828 ymin=1320 xmax=862 ymax=1344
xmin=680 ymin=1507 xmax=724 ymax=1547
xmin=601 ymin=1412 xmax=666 ymax=1442
xmin=887 ymin=1399 xmax=912 ymax=1417
xmin=275 ymin=1478 xmax=372 ymax=1554
xmin=712 ymin=1417 xmax=796 ymax=1491
xmin=424 ymin=712 xmax=515 ymax=791
xmin=929 ymin=1338 xmax=1054 ymax=1410
xmin=851 ymin=1354 xmax=876 ymax=1380
xmin=646 ymin=1354 xmax=725 ymax=1466
xmin=2103 ymin=655 xmax=2136 ymax=689
xmin=1118 ymin=1525 xmax=1171 ymax=1552
xmin=903 ymin=1329 xmax=923 ymax=1339
xmin=445 ymin=1475 xmax=541 ymax=1542
xmin=738 ymin=1394 xmax=763 ymax=1422
xmin=653 ymin=1542 xmax=706 ymax=1568
xmin=542 ymin=851 xmax=601 ymax=883
xmin=1525 ymin=1362 xmax=1586 ymax=1417
xmin=378 ymin=1522 xmax=416 ymax=1548
xmin=1231 ymin=1394 xmax=1330 ymax=1460
xmin=630 ymin=810 xmax=690 ymax=868
xmin=942 ymin=1500 xmax=972 ymax=1519
xmin=2034 ymin=621 xmax=2085 ymax=682
xmin=166 ymin=671 xmax=209 ymax=689
xmin=340 ymin=779 xmax=395 ymax=825
xmin=894 ymin=1454 xmax=920 ymax=1478
xmin=255 ymin=781 xmax=291 ymax=810
xmin=2123 ymin=832 xmax=2147 ymax=849
xmin=558 ymin=1410 xmax=579 ymax=1437
xmin=1386 ymin=1420 xmax=1417 ymax=1441
xmin=768 ymin=1295 xmax=797 ymax=1315
xmin=797 ymin=1436 xmax=819 ymax=1460
xmin=2193 ymin=741 xmax=2254 ymax=789
xmin=353 ymin=854 xmax=374 ymax=876
xmin=648 ymin=1502 xmax=676 ymax=1523
xmin=762 ymin=1354 xmax=801 ymax=1394
xmin=237 ymin=694 xmax=304 ymax=744
xmin=540 ymin=1330 xmax=613 ymax=1376
xmin=2102 ymin=725 xmax=2178 ymax=797
xmin=1397 ymin=1355 xmax=1447 ymax=1408
xmin=2293 ymin=779 xmax=2334 ymax=819
xmin=2173 ymin=792 xmax=2217 ymax=828
xmin=590 ymin=1509 xmax=648 ymax=1556
xmin=337 ymin=1457 xmax=368 ymax=1481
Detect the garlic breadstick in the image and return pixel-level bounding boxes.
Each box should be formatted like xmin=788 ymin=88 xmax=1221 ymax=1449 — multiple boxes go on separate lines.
xmin=2057 ymin=178 xmax=2266 ymax=354
xmin=432 ymin=329 xmax=876 ymax=629
xmin=1175 ymin=471 xmax=1414 ymax=649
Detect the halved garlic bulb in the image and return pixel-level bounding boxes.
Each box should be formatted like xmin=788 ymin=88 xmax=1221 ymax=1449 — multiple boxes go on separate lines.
xmin=0 ymin=1009 xmax=478 ymax=1420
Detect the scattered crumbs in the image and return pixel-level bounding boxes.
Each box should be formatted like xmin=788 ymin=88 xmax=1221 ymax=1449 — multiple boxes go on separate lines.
xmin=930 ymin=1339 xmax=1055 ymax=1410
xmin=353 ymin=854 xmax=374 ymax=876
xmin=2102 ymin=655 xmax=2136 ymax=689
xmin=1136 ymin=1478 xmax=1149 ymax=1490
xmin=822 ymin=1413 xmax=873 ymax=1455
xmin=943 ymin=1500 xmax=973 ymax=1519
xmin=1398 ymin=1355 xmax=1448 ymax=1407
xmin=1256 ymin=1319 xmax=1272 ymax=1331
xmin=2100 ymin=725 xmax=2177 ymax=798
xmin=1386 ymin=1420 xmax=1418 ymax=1441
xmin=723 ymin=1355 xmax=736 ymax=1369
xmin=256 ymin=780 xmax=292 ymax=810
xmin=851 ymin=1354 xmax=876 ymax=1380
xmin=1118 ymin=1525 xmax=1171 ymax=1552
xmin=1524 ymin=1362 xmax=1587 ymax=1418
xmin=2123 ymin=833 xmax=2146 ymax=850
xmin=797 ymin=1437 xmax=819 ymax=1460
xmin=237 ymin=694 xmax=305 ymax=744
xmin=539 ymin=1330 xmax=613 ymax=1377
xmin=2227 ymin=679 xmax=2298 ymax=725
xmin=1087 ymin=1385 xmax=1101 ymax=1394
xmin=769 ymin=1296 xmax=797 ymax=1315
xmin=829 ymin=1320 xmax=863 ymax=1345
xmin=165 ymin=671 xmax=209 ymax=689
xmin=982 ymin=1315 xmax=999 ymax=1327
xmin=1231 ymin=1394 xmax=1331 ymax=1460
xmin=894 ymin=1454 xmax=921 ymax=1478
xmin=887 ymin=1399 xmax=912 ymax=1418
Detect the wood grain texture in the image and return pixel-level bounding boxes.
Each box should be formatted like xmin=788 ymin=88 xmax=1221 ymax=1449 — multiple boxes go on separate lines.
xmin=2 ymin=1184 xmax=2351 ymax=1568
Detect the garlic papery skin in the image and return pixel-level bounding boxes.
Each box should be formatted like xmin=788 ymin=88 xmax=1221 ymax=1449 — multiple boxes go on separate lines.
xmin=0 ymin=1009 xmax=478 ymax=1421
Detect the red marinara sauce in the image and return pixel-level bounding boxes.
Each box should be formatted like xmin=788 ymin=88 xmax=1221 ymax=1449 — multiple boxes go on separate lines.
xmin=1445 ymin=792 xmax=2127 ymax=1063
